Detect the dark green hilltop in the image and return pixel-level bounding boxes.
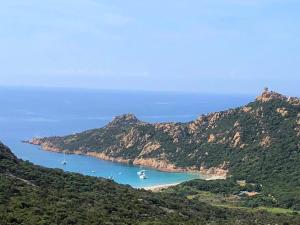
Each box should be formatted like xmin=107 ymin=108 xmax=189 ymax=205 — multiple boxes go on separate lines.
xmin=29 ymin=89 xmax=300 ymax=211
xmin=1 ymin=141 xmax=300 ymax=225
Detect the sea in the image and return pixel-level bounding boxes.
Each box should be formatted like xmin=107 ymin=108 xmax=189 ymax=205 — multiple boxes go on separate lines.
xmin=0 ymin=86 xmax=253 ymax=188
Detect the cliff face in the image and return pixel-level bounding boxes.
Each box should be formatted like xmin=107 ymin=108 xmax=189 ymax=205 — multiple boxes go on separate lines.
xmin=28 ymin=90 xmax=300 ymax=180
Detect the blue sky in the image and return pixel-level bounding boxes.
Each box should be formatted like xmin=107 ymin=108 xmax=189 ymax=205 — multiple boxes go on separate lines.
xmin=0 ymin=0 xmax=299 ymax=95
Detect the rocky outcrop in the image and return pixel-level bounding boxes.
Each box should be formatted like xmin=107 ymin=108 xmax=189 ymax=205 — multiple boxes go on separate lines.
xmin=208 ymin=134 xmax=216 ymax=143
xmin=231 ymin=132 xmax=244 ymax=148
xmin=256 ymin=88 xmax=288 ymax=102
xmin=133 ymin=158 xmax=178 ymax=172
xmin=155 ymin=123 xmax=185 ymax=143
xmin=86 ymin=151 xmax=131 ymax=164
xmin=121 ymin=128 xmax=143 ymax=149
xmin=276 ymin=108 xmax=288 ymax=117
xmin=188 ymin=115 xmax=206 ymax=134
xmin=288 ymin=97 xmax=300 ymax=106
xmin=260 ymin=136 xmax=272 ymax=148
xmin=242 ymin=106 xmax=252 ymax=113
xmin=139 ymin=142 xmax=161 ymax=156
xmin=26 ymin=138 xmax=62 ymax=152
xmin=200 ymin=162 xmax=229 ymax=180
xmin=106 ymin=113 xmax=143 ymax=128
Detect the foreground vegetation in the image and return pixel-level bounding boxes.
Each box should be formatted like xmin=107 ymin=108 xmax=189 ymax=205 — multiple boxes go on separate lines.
xmin=167 ymin=179 xmax=300 ymax=213
xmin=1 ymin=142 xmax=300 ymax=224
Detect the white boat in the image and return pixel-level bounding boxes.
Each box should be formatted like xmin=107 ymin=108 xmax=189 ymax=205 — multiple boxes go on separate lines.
xmin=139 ymin=173 xmax=147 ymax=179
xmin=137 ymin=170 xmax=148 ymax=179
xmin=61 ymin=151 xmax=67 ymax=165
xmin=137 ymin=170 xmax=146 ymax=176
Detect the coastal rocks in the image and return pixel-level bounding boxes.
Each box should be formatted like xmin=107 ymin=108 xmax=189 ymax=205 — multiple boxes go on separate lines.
xmin=260 ymin=136 xmax=272 ymax=148
xmin=188 ymin=122 xmax=199 ymax=133
xmin=231 ymin=132 xmax=242 ymax=148
xmin=276 ymin=108 xmax=288 ymax=117
xmin=208 ymin=134 xmax=216 ymax=143
xmin=133 ymin=158 xmax=178 ymax=172
xmin=139 ymin=142 xmax=161 ymax=156
xmin=87 ymin=151 xmax=130 ymax=164
xmin=28 ymin=138 xmax=63 ymax=153
xmin=207 ymin=112 xmax=222 ymax=129
xmin=200 ymin=162 xmax=228 ymax=180
xmin=188 ymin=116 xmax=206 ymax=134
xmin=256 ymin=88 xmax=287 ymax=102
xmin=242 ymin=106 xmax=252 ymax=113
xmin=106 ymin=113 xmax=142 ymax=128
xmin=27 ymin=137 xmax=229 ymax=178
xmin=288 ymin=97 xmax=300 ymax=106
xmin=121 ymin=128 xmax=142 ymax=149
xmin=234 ymin=121 xmax=240 ymax=127
xmin=27 ymin=138 xmax=42 ymax=146
xmin=154 ymin=123 xmax=184 ymax=143
xmin=188 ymin=111 xmax=235 ymax=135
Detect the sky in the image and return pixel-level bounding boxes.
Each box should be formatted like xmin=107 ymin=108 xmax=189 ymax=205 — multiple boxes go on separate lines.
xmin=0 ymin=0 xmax=299 ymax=95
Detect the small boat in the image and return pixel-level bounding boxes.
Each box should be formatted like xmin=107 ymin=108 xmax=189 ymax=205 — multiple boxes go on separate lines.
xmin=61 ymin=151 xmax=67 ymax=165
xmin=137 ymin=170 xmax=148 ymax=179
xmin=137 ymin=170 xmax=146 ymax=176
xmin=139 ymin=173 xmax=147 ymax=179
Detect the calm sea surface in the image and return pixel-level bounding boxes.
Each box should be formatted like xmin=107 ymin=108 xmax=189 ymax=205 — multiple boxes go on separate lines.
xmin=0 ymin=87 xmax=253 ymax=188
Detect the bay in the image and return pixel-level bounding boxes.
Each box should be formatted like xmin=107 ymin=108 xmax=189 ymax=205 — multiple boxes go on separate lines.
xmin=0 ymin=86 xmax=253 ymax=188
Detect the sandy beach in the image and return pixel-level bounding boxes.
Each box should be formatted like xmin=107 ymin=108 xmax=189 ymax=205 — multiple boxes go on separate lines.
xmin=141 ymin=183 xmax=181 ymax=192
xmin=141 ymin=173 xmax=226 ymax=192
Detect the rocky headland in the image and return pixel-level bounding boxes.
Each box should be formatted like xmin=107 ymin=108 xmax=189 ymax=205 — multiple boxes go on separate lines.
xmin=26 ymin=89 xmax=300 ymax=181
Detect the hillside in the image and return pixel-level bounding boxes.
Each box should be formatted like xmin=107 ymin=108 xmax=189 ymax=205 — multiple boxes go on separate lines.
xmin=28 ymin=89 xmax=300 ymax=209
xmin=1 ymin=142 xmax=300 ymax=224
xmin=29 ymin=90 xmax=300 ymax=175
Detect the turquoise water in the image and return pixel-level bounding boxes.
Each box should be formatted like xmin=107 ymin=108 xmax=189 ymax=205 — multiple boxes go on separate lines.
xmin=0 ymin=87 xmax=253 ymax=188
xmin=11 ymin=141 xmax=200 ymax=188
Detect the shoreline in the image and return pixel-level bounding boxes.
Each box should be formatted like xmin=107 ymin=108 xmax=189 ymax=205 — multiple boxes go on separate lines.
xmin=140 ymin=183 xmax=181 ymax=192
xmin=25 ymin=140 xmax=227 ymax=180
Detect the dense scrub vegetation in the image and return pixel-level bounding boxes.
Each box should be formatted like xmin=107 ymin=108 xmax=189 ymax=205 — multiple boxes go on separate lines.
xmin=1 ymin=142 xmax=300 ymax=224
xmin=169 ymin=179 xmax=300 ymax=211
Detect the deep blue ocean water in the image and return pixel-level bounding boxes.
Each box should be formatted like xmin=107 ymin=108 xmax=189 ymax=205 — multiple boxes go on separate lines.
xmin=0 ymin=87 xmax=253 ymax=188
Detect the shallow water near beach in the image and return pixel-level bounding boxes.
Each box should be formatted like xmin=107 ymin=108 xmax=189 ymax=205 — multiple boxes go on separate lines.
xmin=0 ymin=87 xmax=253 ymax=188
